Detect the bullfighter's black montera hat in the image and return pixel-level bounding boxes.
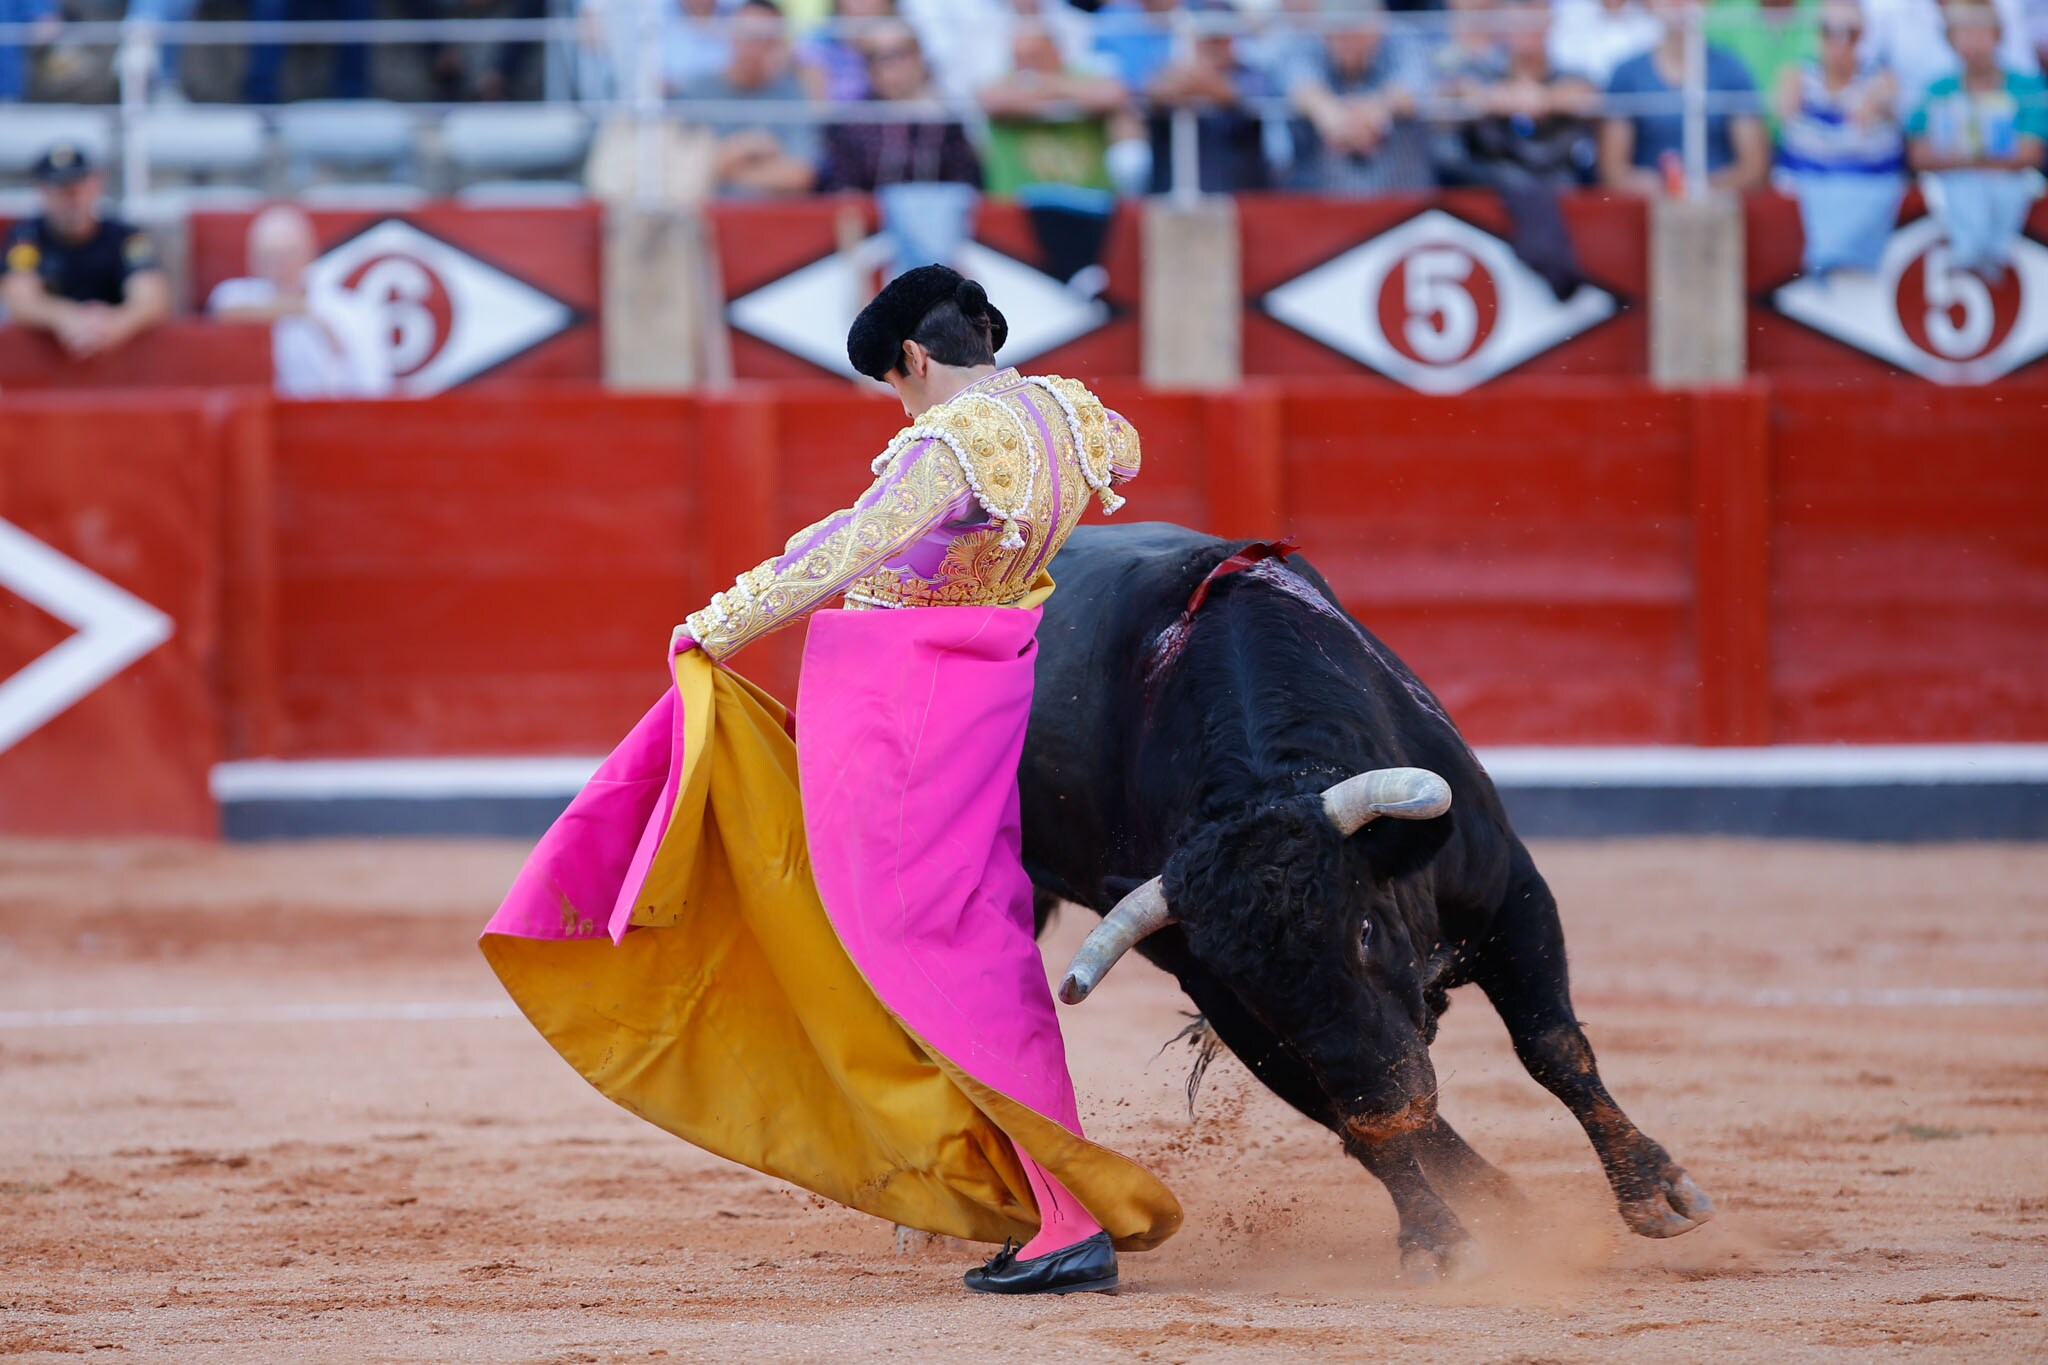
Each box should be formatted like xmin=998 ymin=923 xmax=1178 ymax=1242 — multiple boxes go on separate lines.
xmin=846 ymin=264 xmax=1008 ymax=381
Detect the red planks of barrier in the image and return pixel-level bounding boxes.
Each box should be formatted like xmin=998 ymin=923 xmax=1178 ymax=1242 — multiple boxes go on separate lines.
xmin=1769 ymin=379 xmax=2048 ymax=740
xmin=258 ymin=391 xmax=695 ymax=757
xmin=1271 ymin=381 xmax=1699 ymax=744
xmin=0 ymin=321 xmax=272 ymax=390
xmin=5 ymin=374 xmax=2041 ymax=823
xmin=0 ymin=393 xmax=225 ymax=834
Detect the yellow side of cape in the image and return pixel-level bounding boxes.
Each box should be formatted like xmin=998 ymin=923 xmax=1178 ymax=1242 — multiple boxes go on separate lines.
xmin=481 ymin=650 xmax=1182 ymax=1251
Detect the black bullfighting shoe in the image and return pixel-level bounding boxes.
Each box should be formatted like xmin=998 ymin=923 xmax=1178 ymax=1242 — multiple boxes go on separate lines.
xmin=963 ymin=1232 xmax=1118 ymax=1295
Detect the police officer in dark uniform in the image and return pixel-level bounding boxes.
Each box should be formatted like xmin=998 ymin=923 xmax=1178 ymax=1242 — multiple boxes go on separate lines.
xmin=2 ymin=143 xmax=171 ymax=359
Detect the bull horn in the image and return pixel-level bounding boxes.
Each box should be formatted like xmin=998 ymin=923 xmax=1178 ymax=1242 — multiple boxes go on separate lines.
xmin=1059 ymin=877 xmax=1173 ymax=1005
xmin=1321 ymin=767 xmax=1453 ymax=835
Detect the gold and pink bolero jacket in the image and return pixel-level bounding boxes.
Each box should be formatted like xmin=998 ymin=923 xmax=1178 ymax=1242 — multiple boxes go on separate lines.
xmin=681 ymin=367 xmax=1140 ymax=662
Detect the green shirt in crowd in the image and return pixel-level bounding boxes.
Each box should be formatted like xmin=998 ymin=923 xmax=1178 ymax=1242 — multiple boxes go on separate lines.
xmin=981 ymin=108 xmax=1114 ymax=197
xmin=1707 ymin=0 xmax=1819 ymax=131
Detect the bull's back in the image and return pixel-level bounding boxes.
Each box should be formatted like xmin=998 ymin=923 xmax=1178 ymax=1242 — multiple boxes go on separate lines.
xmin=1024 ymin=525 xmax=1246 ymax=902
xmin=1025 ymin=522 xmax=1519 ymax=911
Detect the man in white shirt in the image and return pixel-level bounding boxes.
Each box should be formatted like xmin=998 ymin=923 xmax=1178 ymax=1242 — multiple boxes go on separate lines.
xmin=1549 ymin=0 xmax=1663 ymax=86
xmin=1860 ymin=0 xmax=2039 ymax=105
xmin=208 ymin=205 xmax=391 ymax=400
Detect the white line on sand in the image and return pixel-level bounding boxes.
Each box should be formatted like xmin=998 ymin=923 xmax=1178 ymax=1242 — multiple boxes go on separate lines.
xmin=0 ymin=1000 xmax=521 ymax=1030
xmin=1 ymin=989 xmax=2042 ymax=1031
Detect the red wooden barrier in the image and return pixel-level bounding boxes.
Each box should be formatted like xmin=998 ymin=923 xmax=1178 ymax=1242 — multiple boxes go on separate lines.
xmin=3 ymin=377 xmax=2045 ymax=832
xmin=0 ymin=392 xmax=228 ymax=834
xmin=0 ymin=320 xmax=271 ymax=390
xmin=1769 ymin=380 xmax=2048 ymax=740
xmin=254 ymin=392 xmax=697 ymax=756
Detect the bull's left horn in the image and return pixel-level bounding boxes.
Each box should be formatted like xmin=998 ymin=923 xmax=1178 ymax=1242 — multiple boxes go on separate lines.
xmin=1060 ymin=877 xmax=1174 ymax=1005
xmin=1322 ymin=767 xmax=1453 ymax=835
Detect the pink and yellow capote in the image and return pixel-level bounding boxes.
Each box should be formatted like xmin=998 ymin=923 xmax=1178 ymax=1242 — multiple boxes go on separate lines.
xmin=480 ymin=369 xmax=1182 ymax=1251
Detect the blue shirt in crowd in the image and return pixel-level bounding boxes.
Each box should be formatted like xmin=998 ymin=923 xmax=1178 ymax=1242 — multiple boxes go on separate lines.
xmin=1606 ymin=45 xmax=1759 ymax=171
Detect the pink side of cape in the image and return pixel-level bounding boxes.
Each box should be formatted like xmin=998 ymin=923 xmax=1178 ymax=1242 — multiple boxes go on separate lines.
xmin=481 ymin=612 xmax=1082 ymax=1138
xmin=796 ymin=605 xmax=1083 ymax=1135
xmin=481 ymin=642 xmax=690 ymax=945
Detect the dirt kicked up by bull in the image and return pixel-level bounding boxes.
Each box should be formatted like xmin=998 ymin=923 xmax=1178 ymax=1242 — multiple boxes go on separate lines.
xmin=1020 ymin=522 xmax=1716 ymax=1278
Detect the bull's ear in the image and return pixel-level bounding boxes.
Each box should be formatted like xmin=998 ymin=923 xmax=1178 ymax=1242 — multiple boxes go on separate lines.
xmin=1352 ymin=810 xmax=1454 ymax=884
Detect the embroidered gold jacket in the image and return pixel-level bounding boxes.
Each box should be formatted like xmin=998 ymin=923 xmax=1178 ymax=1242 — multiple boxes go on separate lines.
xmin=682 ymin=367 xmax=1140 ymax=662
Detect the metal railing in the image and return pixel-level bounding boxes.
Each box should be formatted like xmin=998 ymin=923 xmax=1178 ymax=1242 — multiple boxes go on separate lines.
xmin=0 ymin=5 xmax=1768 ymax=209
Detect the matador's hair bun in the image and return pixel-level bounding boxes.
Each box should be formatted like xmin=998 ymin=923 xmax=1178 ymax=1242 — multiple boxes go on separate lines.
xmin=847 ymin=264 xmax=1008 ymax=381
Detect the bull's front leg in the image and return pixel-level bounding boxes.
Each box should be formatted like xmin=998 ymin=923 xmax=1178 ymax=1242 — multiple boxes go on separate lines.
xmin=1340 ymin=1131 xmax=1484 ymax=1278
xmin=1153 ymin=943 xmax=1480 ymax=1278
xmin=1475 ymin=870 xmax=1715 ymax=1239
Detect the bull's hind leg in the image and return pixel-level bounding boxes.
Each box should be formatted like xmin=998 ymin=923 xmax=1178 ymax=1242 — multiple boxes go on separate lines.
xmin=1475 ymin=866 xmax=1715 ymax=1239
xmin=1160 ymin=951 xmax=1479 ymax=1277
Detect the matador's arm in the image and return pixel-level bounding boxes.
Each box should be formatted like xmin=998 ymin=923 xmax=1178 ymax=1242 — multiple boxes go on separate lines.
xmin=679 ymin=438 xmax=979 ymax=662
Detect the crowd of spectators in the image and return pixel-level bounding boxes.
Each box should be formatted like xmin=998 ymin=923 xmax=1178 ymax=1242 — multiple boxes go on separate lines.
xmin=1 ymin=0 xmax=2043 ymax=296
xmin=616 ymin=0 xmax=2042 ymax=284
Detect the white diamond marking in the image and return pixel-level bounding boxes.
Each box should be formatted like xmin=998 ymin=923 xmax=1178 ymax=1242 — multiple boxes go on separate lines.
xmin=0 ymin=516 xmax=174 ymax=756
xmin=305 ymin=219 xmax=572 ymax=396
xmin=726 ymin=237 xmax=1110 ymax=379
xmin=1772 ymin=217 xmax=2048 ymax=385
xmin=1261 ymin=209 xmax=1617 ymax=395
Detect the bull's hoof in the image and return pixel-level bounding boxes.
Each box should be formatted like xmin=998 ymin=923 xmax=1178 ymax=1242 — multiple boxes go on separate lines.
xmin=1397 ymin=1232 xmax=1484 ymax=1282
xmin=1619 ymin=1169 xmax=1715 ymax=1239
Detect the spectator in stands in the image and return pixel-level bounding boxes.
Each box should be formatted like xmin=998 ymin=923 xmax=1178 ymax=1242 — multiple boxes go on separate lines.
xmin=979 ymin=16 xmax=1132 ymax=291
xmin=1775 ymin=0 xmax=1905 ymax=277
xmin=1 ymin=145 xmax=169 ymax=361
xmin=899 ymin=0 xmax=1101 ymax=98
xmin=0 ymin=0 xmax=59 ymax=102
xmin=1708 ymin=0 xmax=1818 ymax=125
xmin=417 ymin=0 xmax=547 ymax=102
xmin=818 ymin=18 xmax=982 ymax=189
xmin=1285 ymin=0 xmax=1436 ymax=194
xmin=663 ymin=0 xmax=742 ymax=93
xmin=1599 ymin=0 xmax=1769 ymax=193
xmin=1431 ymin=0 xmax=1512 ymax=95
xmin=1906 ymin=1 xmax=2048 ymax=277
xmin=1548 ymin=0 xmax=1660 ymax=87
xmin=677 ymin=0 xmax=821 ymax=195
xmin=125 ymin=0 xmax=199 ymax=99
xmin=799 ymin=0 xmax=894 ymax=99
xmin=208 ymin=206 xmax=391 ymax=399
xmin=1139 ymin=0 xmax=1278 ymax=193
xmin=1861 ymin=0 xmax=2038 ymax=109
xmin=1093 ymin=0 xmax=1184 ymax=98
xmin=246 ymin=0 xmax=373 ymax=103
xmin=1437 ymin=0 xmax=1598 ymax=293
xmin=820 ymin=18 xmax=982 ymax=271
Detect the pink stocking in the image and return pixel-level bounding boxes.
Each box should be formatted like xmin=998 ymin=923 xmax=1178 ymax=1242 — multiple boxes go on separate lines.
xmin=1015 ymin=1148 xmax=1104 ymax=1260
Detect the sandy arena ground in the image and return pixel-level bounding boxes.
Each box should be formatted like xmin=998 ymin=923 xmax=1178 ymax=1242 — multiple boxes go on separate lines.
xmin=1 ymin=837 xmax=2045 ymax=1362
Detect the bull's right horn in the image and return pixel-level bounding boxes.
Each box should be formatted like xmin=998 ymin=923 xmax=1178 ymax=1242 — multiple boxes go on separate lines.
xmin=1322 ymin=767 xmax=1453 ymax=836
xmin=1059 ymin=877 xmax=1173 ymax=1005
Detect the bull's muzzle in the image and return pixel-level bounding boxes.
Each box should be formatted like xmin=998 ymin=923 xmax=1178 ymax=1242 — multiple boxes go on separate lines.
xmin=1057 ymin=767 xmax=1454 ymax=1004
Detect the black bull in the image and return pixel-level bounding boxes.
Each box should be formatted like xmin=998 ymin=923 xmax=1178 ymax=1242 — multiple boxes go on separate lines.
xmin=1020 ymin=523 xmax=1713 ymax=1274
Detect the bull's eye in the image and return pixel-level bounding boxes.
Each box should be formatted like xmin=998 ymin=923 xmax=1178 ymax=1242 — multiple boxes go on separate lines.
xmin=1358 ymin=919 xmax=1373 ymax=954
